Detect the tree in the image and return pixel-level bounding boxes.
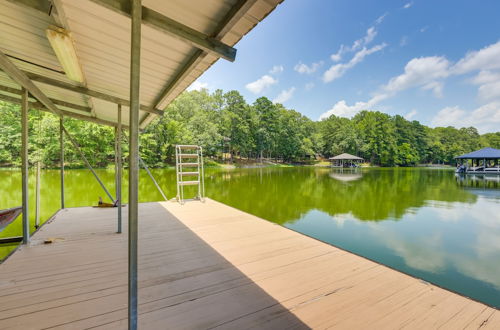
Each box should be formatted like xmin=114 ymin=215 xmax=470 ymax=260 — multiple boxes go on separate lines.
xmin=353 ymin=111 xmax=397 ymax=166
xmin=481 ymin=132 xmax=500 ymax=149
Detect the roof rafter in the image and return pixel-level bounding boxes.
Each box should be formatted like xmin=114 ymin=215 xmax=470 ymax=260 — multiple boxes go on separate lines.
xmin=89 ymin=0 xmax=236 ymax=62
xmin=22 ymin=71 xmax=163 ymax=116
xmin=0 ymin=49 xmax=128 ymax=128
xmin=0 ymin=92 xmax=125 ymax=128
xmin=0 ymin=84 xmax=91 ymax=113
xmin=0 ymin=49 xmax=62 ymax=117
xmin=141 ymin=0 xmax=258 ymax=126
xmin=6 ymin=0 xmax=52 ymax=14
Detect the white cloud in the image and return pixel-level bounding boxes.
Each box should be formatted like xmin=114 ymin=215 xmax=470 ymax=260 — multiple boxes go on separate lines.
xmin=320 ymin=100 xmax=367 ymax=119
xmin=375 ymin=13 xmax=388 ymax=25
xmin=452 ymin=41 xmax=500 ymax=74
xmin=384 ymin=56 xmax=450 ymax=93
xmin=323 ymin=36 xmax=500 ymax=128
xmin=323 ymin=43 xmax=387 ymax=83
xmin=404 ymin=109 xmax=417 ymax=120
xmin=373 ymin=42 xmax=500 ymax=104
xmin=329 ymin=26 xmax=380 ymax=63
xmin=470 ymin=70 xmax=500 ymax=102
xmin=363 ymin=27 xmax=377 ymax=45
xmin=478 ymin=80 xmax=500 ymax=101
xmin=305 ymin=82 xmax=315 ymax=91
xmin=273 ymin=87 xmax=296 ymax=104
xmin=420 ymin=26 xmax=429 ymax=33
xmin=269 ymin=65 xmax=284 ymax=74
xmin=245 ymin=75 xmax=277 ymax=94
xmin=319 ymin=93 xmax=388 ymax=120
xmin=400 ymin=36 xmax=408 ymax=47
xmin=431 ymin=106 xmax=464 ymax=127
xmin=431 ymin=102 xmax=500 ymax=133
xmin=422 ymin=81 xmax=444 ymax=98
xmin=320 ymin=42 xmax=500 ymax=125
xmin=467 ymin=68 xmax=500 ymax=103
xmin=330 ymin=46 xmax=345 ymax=62
xmin=352 ymin=27 xmax=377 ymax=51
xmin=404 ymin=2 xmax=413 ymax=9
xmin=187 ymin=80 xmax=208 ymax=91
xmin=294 ymin=61 xmax=323 ymax=74
xmin=471 ymin=70 xmax=500 ymax=85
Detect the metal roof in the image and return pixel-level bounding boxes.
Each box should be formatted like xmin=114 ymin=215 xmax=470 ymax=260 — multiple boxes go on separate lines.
xmin=329 ymin=153 xmax=364 ymax=160
xmin=455 ymin=147 xmax=500 ymax=159
xmin=0 ymin=0 xmax=283 ymax=128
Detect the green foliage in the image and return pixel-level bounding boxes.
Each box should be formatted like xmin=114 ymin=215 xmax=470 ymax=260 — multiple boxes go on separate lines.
xmin=1 ymin=89 xmax=499 ymax=168
xmin=481 ymin=132 xmax=500 ymax=149
xmin=318 ymin=110 xmax=496 ymax=166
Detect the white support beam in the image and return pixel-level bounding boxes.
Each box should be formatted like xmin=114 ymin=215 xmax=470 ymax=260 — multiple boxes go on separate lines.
xmin=0 ymin=92 xmax=127 ymax=129
xmin=141 ymin=0 xmax=256 ymax=125
xmin=89 ymin=0 xmax=236 ymax=62
xmin=48 ymin=0 xmax=98 ymax=116
xmin=6 ymin=0 xmax=52 ymax=13
xmin=0 ymin=49 xmax=62 ymax=117
xmin=23 ymin=71 xmax=163 ymax=116
xmin=0 ymin=84 xmax=91 ymax=113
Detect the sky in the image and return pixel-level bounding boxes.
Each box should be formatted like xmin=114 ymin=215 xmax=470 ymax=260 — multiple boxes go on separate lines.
xmin=189 ymin=0 xmax=500 ymax=133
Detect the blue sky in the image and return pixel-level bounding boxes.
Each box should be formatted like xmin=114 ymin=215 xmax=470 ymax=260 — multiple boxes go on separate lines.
xmin=190 ymin=0 xmax=500 ymax=133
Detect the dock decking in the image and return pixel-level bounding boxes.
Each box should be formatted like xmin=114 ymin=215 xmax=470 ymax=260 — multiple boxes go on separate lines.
xmin=0 ymin=199 xmax=499 ymax=329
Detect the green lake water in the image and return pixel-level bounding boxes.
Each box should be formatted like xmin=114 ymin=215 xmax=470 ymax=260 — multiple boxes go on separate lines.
xmin=1 ymin=167 xmax=500 ymax=307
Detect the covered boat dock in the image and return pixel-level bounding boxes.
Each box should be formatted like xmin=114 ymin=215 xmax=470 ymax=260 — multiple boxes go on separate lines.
xmin=329 ymin=153 xmax=364 ymax=168
xmin=456 ymin=147 xmax=500 ymax=174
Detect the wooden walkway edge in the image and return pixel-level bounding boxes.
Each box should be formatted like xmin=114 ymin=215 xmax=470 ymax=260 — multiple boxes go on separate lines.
xmin=0 ymin=199 xmax=498 ymax=329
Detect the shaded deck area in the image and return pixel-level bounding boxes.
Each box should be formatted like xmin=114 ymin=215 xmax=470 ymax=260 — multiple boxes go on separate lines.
xmin=0 ymin=199 xmax=499 ymax=329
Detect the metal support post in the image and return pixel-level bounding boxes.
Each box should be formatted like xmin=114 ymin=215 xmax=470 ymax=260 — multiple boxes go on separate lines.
xmin=35 ymin=161 xmax=41 ymax=228
xmin=21 ymin=88 xmax=29 ymax=244
xmin=60 ymin=117 xmax=65 ymax=209
xmin=116 ymin=105 xmax=123 ymax=233
xmin=128 ymin=0 xmax=141 ymax=328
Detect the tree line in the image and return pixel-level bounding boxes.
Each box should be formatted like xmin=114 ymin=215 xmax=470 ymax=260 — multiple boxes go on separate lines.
xmin=0 ymin=89 xmax=499 ymax=168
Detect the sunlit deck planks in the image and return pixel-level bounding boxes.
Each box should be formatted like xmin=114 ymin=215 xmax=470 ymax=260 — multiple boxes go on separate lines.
xmin=0 ymin=199 xmax=499 ymax=329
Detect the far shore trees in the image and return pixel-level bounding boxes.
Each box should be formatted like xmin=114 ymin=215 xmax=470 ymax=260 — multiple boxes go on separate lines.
xmin=0 ymin=89 xmax=498 ymax=167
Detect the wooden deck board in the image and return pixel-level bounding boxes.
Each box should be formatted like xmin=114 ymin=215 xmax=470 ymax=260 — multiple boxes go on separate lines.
xmin=0 ymin=199 xmax=498 ymax=329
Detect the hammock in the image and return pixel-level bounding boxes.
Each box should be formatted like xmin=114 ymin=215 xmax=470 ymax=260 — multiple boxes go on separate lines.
xmin=0 ymin=207 xmax=22 ymax=232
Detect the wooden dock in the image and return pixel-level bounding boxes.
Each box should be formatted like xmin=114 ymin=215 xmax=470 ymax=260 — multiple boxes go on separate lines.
xmin=0 ymin=199 xmax=499 ymax=329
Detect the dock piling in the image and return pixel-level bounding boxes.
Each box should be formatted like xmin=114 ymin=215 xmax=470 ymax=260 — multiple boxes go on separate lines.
xmin=128 ymin=0 xmax=141 ymax=328
xmin=60 ymin=117 xmax=65 ymax=209
xmin=116 ymin=105 xmax=122 ymax=234
xmin=21 ymin=88 xmax=29 ymax=244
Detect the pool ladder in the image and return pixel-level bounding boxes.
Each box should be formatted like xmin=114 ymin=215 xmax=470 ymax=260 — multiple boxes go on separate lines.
xmin=175 ymin=145 xmax=205 ymax=204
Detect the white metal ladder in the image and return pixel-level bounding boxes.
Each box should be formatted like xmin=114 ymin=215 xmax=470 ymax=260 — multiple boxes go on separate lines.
xmin=175 ymin=145 xmax=205 ymax=204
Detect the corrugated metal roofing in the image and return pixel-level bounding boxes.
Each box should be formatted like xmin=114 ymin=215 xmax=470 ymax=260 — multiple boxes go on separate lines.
xmin=0 ymin=0 xmax=283 ymax=128
xmin=455 ymin=147 xmax=500 ymax=159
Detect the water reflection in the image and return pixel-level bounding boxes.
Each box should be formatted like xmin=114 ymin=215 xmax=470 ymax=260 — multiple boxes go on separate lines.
xmin=209 ymin=167 xmax=477 ymax=224
xmin=455 ymin=173 xmax=500 ymax=189
xmin=329 ymin=169 xmax=363 ymax=182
